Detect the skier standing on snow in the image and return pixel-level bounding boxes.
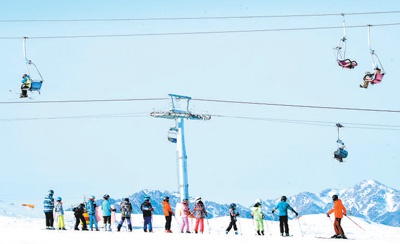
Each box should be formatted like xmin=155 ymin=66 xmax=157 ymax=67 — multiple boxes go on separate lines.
xmin=102 ymin=194 xmax=112 ymax=231
xmin=180 ymin=198 xmax=191 ymax=233
xmin=43 ymin=189 xmax=55 ymax=230
xmin=141 ymin=196 xmax=155 ymax=232
xmin=86 ymin=196 xmax=99 ymax=231
xmin=327 ymin=194 xmax=347 ymax=239
xmin=73 ymin=203 xmax=88 ymax=231
xmin=54 ymin=197 xmax=66 ymax=230
xmin=226 ymin=203 xmax=240 ymax=235
xmin=192 ymin=196 xmax=208 ymax=234
xmin=272 ymin=196 xmax=298 ymax=236
xmin=251 ymin=199 xmax=265 ymax=236
xmin=117 ymin=198 xmax=133 ymax=232
xmin=162 ymin=196 xmax=175 ymax=233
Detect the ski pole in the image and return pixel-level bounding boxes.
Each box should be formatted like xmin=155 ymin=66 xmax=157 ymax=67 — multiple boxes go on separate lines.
xmin=237 ymin=218 xmax=242 ymax=235
xmin=206 ymin=217 xmax=211 ymax=234
xmin=271 ymin=213 xmax=274 ymax=226
xmin=296 ymin=216 xmax=304 ymax=237
xmin=345 ymin=215 xmax=365 ymax=231
xmin=174 ymin=215 xmax=180 ymax=226
xmin=263 ymin=219 xmax=272 ymax=236
xmin=327 ymin=214 xmax=333 ymax=224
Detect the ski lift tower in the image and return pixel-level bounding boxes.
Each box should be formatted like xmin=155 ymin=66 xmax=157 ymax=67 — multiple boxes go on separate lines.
xmin=150 ymin=94 xmax=211 ymax=202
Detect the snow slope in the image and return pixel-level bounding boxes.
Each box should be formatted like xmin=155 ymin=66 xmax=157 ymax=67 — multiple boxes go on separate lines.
xmin=1 ymin=201 xmax=399 ymax=244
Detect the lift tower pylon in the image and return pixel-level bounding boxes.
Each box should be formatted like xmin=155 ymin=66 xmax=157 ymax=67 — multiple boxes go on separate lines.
xmin=150 ymin=94 xmax=211 ymax=202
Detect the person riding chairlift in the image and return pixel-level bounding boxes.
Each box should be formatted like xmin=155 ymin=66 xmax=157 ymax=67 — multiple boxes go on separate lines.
xmin=333 ymin=140 xmax=348 ymax=163
xmin=360 ymin=67 xmax=384 ymax=89
xmin=337 ymin=59 xmax=358 ymax=69
xmin=20 ymin=74 xmax=31 ymax=98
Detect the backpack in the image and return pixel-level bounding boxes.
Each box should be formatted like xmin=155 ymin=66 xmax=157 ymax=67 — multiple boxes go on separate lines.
xmin=73 ymin=203 xmax=85 ymax=215
xmin=121 ymin=201 xmax=131 ymax=217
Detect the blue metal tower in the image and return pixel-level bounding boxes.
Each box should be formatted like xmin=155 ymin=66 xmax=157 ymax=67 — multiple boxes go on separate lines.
xmin=150 ymin=94 xmax=211 ymax=202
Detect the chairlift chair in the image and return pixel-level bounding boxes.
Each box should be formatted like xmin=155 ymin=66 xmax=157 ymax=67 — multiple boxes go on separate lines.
xmin=167 ymin=127 xmax=178 ymax=143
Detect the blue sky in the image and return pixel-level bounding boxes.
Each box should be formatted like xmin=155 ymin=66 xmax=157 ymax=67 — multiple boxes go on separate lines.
xmin=1 ymin=0 xmax=400 ymax=208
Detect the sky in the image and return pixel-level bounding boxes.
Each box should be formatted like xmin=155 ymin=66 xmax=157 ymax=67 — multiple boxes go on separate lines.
xmin=1 ymin=0 xmax=400 ymax=208
xmin=1 ymin=202 xmax=400 ymax=243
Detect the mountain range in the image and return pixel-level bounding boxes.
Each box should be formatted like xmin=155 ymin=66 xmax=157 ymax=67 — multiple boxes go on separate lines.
xmin=84 ymin=179 xmax=399 ymax=227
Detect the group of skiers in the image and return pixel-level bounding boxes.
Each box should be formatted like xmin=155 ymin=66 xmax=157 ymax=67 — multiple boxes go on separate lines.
xmin=43 ymin=190 xmax=347 ymax=238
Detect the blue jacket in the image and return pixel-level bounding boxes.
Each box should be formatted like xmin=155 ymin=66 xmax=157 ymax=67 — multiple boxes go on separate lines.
xmin=43 ymin=194 xmax=54 ymax=213
xmin=55 ymin=202 xmax=64 ymax=215
xmin=274 ymin=201 xmax=296 ymax=217
xmin=86 ymin=200 xmax=96 ymax=215
xmin=101 ymin=200 xmax=111 ymax=216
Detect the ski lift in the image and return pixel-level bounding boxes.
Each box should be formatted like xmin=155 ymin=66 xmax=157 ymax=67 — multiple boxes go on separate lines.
xmin=167 ymin=127 xmax=178 ymax=143
xmin=334 ymin=14 xmax=358 ymax=69
xmin=333 ymin=123 xmax=348 ymax=163
xmin=360 ymin=25 xmax=386 ymax=89
xmin=22 ymin=37 xmax=44 ymax=94
xmin=367 ymin=25 xmax=385 ymax=83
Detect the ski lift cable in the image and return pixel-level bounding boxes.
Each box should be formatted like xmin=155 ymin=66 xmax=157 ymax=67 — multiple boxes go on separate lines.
xmin=1 ymin=22 xmax=400 ymax=40
xmin=1 ymin=10 xmax=400 ymax=23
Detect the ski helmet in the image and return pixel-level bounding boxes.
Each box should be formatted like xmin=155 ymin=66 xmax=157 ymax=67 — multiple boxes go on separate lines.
xmin=125 ymin=198 xmax=129 ymax=202
xmin=48 ymin=190 xmax=54 ymax=195
xmin=103 ymin=194 xmax=110 ymax=199
xmin=281 ymin=196 xmax=287 ymax=202
xmin=144 ymin=196 xmax=150 ymax=201
xmin=195 ymin=196 xmax=202 ymax=202
xmin=164 ymin=196 xmax=169 ymax=201
xmin=22 ymin=74 xmax=27 ymax=78
xmin=332 ymin=195 xmax=338 ymax=201
xmin=230 ymin=203 xmax=237 ymax=208
xmin=89 ymin=195 xmax=95 ymax=200
xmin=57 ymin=197 xmax=62 ymax=201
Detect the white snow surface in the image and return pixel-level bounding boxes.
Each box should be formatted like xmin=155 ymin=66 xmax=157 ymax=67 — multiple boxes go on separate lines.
xmin=1 ymin=201 xmax=399 ymax=244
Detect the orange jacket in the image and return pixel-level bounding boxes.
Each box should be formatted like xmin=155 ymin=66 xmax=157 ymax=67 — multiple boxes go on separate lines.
xmin=162 ymin=200 xmax=174 ymax=216
xmin=328 ymin=199 xmax=347 ymax=218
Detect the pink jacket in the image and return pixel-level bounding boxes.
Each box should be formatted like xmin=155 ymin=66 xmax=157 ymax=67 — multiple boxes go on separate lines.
xmin=180 ymin=203 xmax=190 ymax=217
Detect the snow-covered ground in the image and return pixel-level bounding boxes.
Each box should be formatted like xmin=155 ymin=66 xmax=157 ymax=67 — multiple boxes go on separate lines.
xmin=1 ymin=201 xmax=399 ymax=244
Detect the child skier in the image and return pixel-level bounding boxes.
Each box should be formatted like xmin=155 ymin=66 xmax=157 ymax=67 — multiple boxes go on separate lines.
xmin=180 ymin=199 xmax=191 ymax=233
xmin=140 ymin=196 xmax=154 ymax=232
xmin=226 ymin=203 xmax=240 ymax=235
xmin=102 ymin=194 xmax=112 ymax=231
xmin=86 ymin=196 xmax=99 ymax=231
xmin=251 ymin=199 xmax=265 ymax=235
xmin=73 ymin=203 xmax=88 ymax=231
xmin=55 ymin=197 xmax=66 ymax=230
xmin=117 ymin=198 xmax=133 ymax=232
xmin=193 ymin=197 xmax=208 ymax=234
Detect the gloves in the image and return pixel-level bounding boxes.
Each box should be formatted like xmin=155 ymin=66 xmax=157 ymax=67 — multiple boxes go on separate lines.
xmin=295 ymin=212 xmax=298 ymax=217
xmin=272 ymin=210 xmax=275 ymax=214
xmin=236 ymin=212 xmax=240 ymax=216
xmin=327 ymin=213 xmax=330 ymax=217
xmin=344 ymin=213 xmax=346 ymax=216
